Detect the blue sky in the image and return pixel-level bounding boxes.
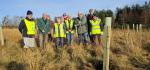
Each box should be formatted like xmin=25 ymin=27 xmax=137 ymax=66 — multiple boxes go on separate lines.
xmin=0 ymin=0 xmax=148 ymax=22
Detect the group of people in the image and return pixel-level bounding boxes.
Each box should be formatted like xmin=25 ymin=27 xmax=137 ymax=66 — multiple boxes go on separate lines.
xmin=18 ymin=9 xmax=104 ymax=48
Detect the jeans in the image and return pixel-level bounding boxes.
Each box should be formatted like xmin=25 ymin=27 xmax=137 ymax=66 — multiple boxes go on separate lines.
xmin=66 ymin=32 xmax=73 ymax=46
xmin=55 ymin=37 xmax=64 ymax=48
xmin=78 ymin=32 xmax=88 ymax=45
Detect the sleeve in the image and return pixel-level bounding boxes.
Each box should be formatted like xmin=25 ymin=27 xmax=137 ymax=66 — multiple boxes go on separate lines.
xmin=18 ymin=20 xmax=25 ymax=34
xmin=72 ymin=20 xmax=75 ymax=30
xmin=88 ymin=20 xmax=92 ymax=32
xmin=81 ymin=16 xmax=86 ymax=25
xmin=37 ymin=19 xmax=43 ymax=32
xmin=74 ymin=18 xmax=80 ymax=26
xmin=50 ymin=20 xmax=54 ymax=29
xmin=63 ymin=24 xmax=66 ymax=33
xmin=47 ymin=20 xmax=51 ymax=31
xmin=64 ymin=22 xmax=68 ymax=31
xmin=83 ymin=17 xmax=88 ymax=27
xmin=53 ymin=25 xmax=55 ymax=34
xmin=100 ymin=22 xmax=104 ymax=31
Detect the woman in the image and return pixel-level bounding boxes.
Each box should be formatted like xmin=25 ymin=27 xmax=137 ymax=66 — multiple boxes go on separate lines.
xmin=47 ymin=15 xmax=54 ymax=42
xmin=53 ymin=17 xmax=66 ymax=48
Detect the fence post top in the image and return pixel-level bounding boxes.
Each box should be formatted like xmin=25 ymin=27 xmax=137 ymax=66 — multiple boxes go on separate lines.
xmin=105 ymin=17 xmax=112 ymax=27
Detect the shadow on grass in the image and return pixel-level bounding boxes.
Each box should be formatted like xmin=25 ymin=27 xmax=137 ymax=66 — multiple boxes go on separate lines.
xmin=143 ymin=42 xmax=150 ymax=52
xmin=95 ymin=60 xmax=103 ymax=70
xmin=5 ymin=61 xmax=26 ymax=70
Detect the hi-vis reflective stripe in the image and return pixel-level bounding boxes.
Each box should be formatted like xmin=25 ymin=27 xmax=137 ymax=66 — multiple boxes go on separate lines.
xmin=92 ymin=24 xmax=100 ymax=26
xmin=24 ymin=18 xmax=36 ymax=35
xmin=92 ymin=28 xmax=101 ymax=30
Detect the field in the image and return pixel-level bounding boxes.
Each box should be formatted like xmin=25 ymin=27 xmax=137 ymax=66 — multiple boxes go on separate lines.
xmin=0 ymin=28 xmax=150 ymax=70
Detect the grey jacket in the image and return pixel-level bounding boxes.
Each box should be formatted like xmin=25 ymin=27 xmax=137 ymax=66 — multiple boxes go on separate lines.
xmin=75 ymin=16 xmax=88 ymax=34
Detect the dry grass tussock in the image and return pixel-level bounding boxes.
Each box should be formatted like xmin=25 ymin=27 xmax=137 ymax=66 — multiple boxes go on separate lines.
xmin=0 ymin=28 xmax=150 ymax=70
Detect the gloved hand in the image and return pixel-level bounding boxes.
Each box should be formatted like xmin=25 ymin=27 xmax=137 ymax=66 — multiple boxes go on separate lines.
xmin=42 ymin=30 xmax=45 ymax=33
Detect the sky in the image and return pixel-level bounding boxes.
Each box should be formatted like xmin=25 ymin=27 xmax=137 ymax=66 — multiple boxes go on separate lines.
xmin=0 ymin=0 xmax=148 ymax=22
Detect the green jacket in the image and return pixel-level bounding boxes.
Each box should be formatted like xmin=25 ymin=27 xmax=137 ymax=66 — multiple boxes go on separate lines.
xmin=75 ymin=16 xmax=88 ymax=34
xmin=37 ymin=18 xmax=50 ymax=34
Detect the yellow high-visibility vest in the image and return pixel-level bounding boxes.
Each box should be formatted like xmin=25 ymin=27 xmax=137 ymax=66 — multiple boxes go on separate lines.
xmin=90 ymin=19 xmax=101 ymax=35
xmin=24 ymin=18 xmax=36 ymax=35
xmin=54 ymin=23 xmax=66 ymax=38
xmin=65 ymin=19 xmax=74 ymax=33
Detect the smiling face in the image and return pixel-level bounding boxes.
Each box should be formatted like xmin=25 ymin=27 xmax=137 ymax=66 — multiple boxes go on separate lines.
xmin=56 ymin=17 xmax=61 ymax=24
xmin=78 ymin=12 xmax=83 ymax=19
xmin=27 ymin=14 xmax=32 ymax=19
xmin=42 ymin=13 xmax=47 ymax=20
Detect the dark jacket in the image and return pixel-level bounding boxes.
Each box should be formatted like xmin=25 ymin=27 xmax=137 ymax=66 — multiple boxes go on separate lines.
xmin=87 ymin=14 xmax=93 ymax=34
xmin=18 ymin=17 xmax=35 ymax=37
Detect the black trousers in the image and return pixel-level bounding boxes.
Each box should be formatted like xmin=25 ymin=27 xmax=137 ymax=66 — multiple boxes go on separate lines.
xmin=91 ymin=34 xmax=101 ymax=47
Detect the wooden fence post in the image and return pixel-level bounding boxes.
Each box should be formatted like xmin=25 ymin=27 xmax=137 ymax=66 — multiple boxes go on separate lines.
xmin=133 ymin=24 xmax=135 ymax=31
xmin=127 ymin=24 xmax=129 ymax=31
xmin=103 ymin=17 xmax=112 ymax=70
xmin=139 ymin=24 xmax=142 ymax=47
xmin=127 ymin=24 xmax=130 ymax=35
xmin=136 ymin=24 xmax=139 ymax=32
xmin=0 ymin=27 xmax=4 ymax=46
xmin=139 ymin=24 xmax=142 ymax=32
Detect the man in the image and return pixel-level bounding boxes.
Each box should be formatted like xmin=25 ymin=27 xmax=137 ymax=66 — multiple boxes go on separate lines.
xmin=75 ymin=12 xmax=88 ymax=46
xmin=89 ymin=14 xmax=103 ymax=47
xmin=37 ymin=13 xmax=50 ymax=48
xmin=64 ymin=15 xmax=75 ymax=46
xmin=87 ymin=9 xmax=95 ymax=44
xmin=18 ymin=10 xmax=36 ymax=48
xmin=53 ymin=17 xmax=66 ymax=48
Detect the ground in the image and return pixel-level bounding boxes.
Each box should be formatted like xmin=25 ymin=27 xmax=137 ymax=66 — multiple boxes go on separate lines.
xmin=0 ymin=28 xmax=150 ymax=70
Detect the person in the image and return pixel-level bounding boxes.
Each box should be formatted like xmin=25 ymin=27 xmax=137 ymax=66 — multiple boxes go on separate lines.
xmin=62 ymin=13 xmax=68 ymax=45
xmin=75 ymin=12 xmax=88 ymax=46
xmin=89 ymin=14 xmax=103 ymax=47
xmin=18 ymin=10 xmax=36 ymax=48
xmin=87 ymin=9 xmax=95 ymax=44
xmin=63 ymin=13 xmax=68 ymax=21
xmin=47 ymin=15 xmax=54 ymax=42
xmin=64 ymin=15 xmax=75 ymax=46
xmin=37 ymin=13 xmax=50 ymax=48
xmin=53 ymin=17 xmax=66 ymax=48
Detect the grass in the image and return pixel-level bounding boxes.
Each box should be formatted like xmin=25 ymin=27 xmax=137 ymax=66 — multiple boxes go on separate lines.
xmin=0 ymin=28 xmax=150 ymax=70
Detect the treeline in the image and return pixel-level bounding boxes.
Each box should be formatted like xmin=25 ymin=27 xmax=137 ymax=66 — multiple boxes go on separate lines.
xmin=94 ymin=1 xmax=150 ymax=28
xmin=95 ymin=9 xmax=113 ymax=24
xmin=1 ymin=15 xmax=23 ymax=27
xmin=115 ymin=1 xmax=150 ymax=28
xmin=1 ymin=1 xmax=150 ymax=28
